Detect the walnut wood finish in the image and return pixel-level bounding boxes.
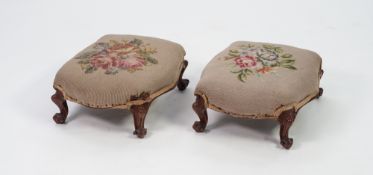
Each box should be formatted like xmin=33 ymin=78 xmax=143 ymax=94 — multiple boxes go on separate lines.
xmin=127 ymin=60 xmax=189 ymax=138
xmin=278 ymin=108 xmax=297 ymax=149
xmin=130 ymin=92 xmax=152 ymax=138
xmin=316 ymin=69 xmax=324 ymax=99
xmin=130 ymin=102 xmax=152 ymax=138
xmin=192 ymin=94 xmax=208 ymax=132
xmin=192 ymin=68 xmax=324 ymax=149
xmin=51 ymin=59 xmax=189 ymax=138
xmin=177 ymin=60 xmax=190 ymax=91
xmin=276 ymin=68 xmax=323 ymax=149
xmin=51 ymin=88 xmax=69 ymax=124
xmin=316 ymin=88 xmax=323 ymax=99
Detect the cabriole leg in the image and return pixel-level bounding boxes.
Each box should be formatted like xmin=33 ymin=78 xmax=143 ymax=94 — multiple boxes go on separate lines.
xmin=51 ymin=88 xmax=69 ymax=124
xmin=130 ymin=102 xmax=152 ymax=138
xmin=278 ymin=108 xmax=297 ymax=149
xmin=192 ymin=95 xmax=208 ymax=132
xmin=177 ymin=60 xmax=190 ymax=91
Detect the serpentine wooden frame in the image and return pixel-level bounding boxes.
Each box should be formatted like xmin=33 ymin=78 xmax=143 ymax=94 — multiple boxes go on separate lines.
xmin=193 ymin=68 xmax=324 ymax=149
xmin=52 ymin=60 xmax=189 ymax=138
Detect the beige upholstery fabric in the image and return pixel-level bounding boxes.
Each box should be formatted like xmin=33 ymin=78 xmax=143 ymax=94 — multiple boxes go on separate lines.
xmin=195 ymin=41 xmax=322 ymax=119
xmin=54 ymin=35 xmax=186 ymax=109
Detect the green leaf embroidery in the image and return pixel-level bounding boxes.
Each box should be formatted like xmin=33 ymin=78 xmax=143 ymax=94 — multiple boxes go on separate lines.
xmin=243 ymin=69 xmax=253 ymax=74
xmin=228 ymin=52 xmax=239 ymax=57
xmin=238 ymin=73 xmax=247 ymax=82
xmin=129 ymin=38 xmax=143 ymax=46
xmin=226 ymin=44 xmax=297 ymax=82
xmin=84 ymin=66 xmax=96 ymax=73
xmin=78 ymin=60 xmax=90 ymax=64
xmin=282 ymin=65 xmax=297 ymax=70
xmin=274 ymin=47 xmax=283 ymax=53
xmin=263 ymin=45 xmax=274 ymax=50
xmin=146 ymin=57 xmax=158 ymax=64
xmin=281 ymin=53 xmax=293 ymax=58
xmin=280 ymin=59 xmax=295 ymax=64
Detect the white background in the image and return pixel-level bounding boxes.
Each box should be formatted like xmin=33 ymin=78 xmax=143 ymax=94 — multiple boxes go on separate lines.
xmin=1 ymin=0 xmax=372 ymax=174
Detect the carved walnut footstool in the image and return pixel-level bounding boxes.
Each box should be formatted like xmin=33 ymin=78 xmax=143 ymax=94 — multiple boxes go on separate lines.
xmin=192 ymin=41 xmax=323 ymax=149
xmin=52 ymin=35 xmax=189 ymax=138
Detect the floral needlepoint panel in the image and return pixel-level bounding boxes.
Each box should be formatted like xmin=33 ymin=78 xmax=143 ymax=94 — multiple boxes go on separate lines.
xmin=224 ymin=44 xmax=297 ymax=82
xmin=75 ymin=39 xmax=158 ymax=74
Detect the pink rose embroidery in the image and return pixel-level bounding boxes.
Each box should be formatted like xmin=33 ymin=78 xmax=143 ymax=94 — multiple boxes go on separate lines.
xmin=234 ymin=56 xmax=257 ymax=68
xmin=225 ymin=44 xmax=296 ymax=82
xmin=75 ymin=39 xmax=158 ymax=74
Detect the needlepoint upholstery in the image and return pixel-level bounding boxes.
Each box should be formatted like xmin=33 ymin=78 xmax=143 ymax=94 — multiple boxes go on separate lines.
xmin=54 ymin=35 xmax=186 ymax=109
xmin=195 ymin=41 xmax=322 ymax=118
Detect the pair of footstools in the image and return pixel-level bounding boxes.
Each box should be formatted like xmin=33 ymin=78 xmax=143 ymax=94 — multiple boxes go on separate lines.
xmin=52 ymin=35 xmax=323 ymax=149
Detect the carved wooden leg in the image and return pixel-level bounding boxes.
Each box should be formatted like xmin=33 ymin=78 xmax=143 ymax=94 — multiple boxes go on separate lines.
xmin=130 ymin=102 xmax=152 ymax=138
xmin=177 ymin=60 xmax=190 ymax=91
xmin=316 ymin=88 xmax=323 ymax=99
xmin=317 ymin=69 xmax=324 ymax=99
xmin=51 ymin=88 xmax=68 ymax=124
xmin=277 ymin=108 xmax=297 ymax=149
xmin=192 ymin=95 xmax=208 ymax=132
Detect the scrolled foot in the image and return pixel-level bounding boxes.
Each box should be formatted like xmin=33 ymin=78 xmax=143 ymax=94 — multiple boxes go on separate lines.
xmin=317 ymin=88 xmax=323 ymax=99
xmin=133 ymin=128 xmax=147 ymax=138
xmin=177 ymin=79 xmax=189 ymax=91
xmin=177 ymin=60 xmax=189 ymax=91
xmin=130 ymin=101 xmax=151 ymax=139
xmin=193 ymin=121 xmax=206 ymax=132
xmin=280 ymin=138 xmax=293 ymax=149
xmin=51 ymin=88 xmax=68 ymax=124
xmin=278 ymin=108 xmax=297 ymax=149
xmin=192 ymin=95 xmax=208 ymax=133
xmin=53 ymin=113 xmax=66 ymax=124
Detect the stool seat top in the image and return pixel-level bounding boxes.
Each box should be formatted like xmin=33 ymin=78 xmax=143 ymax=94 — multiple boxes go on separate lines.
xmin=195 ymin=41 xmax=322 ymax=119
xmin=54 ymin=35 xmax=186 ymax=109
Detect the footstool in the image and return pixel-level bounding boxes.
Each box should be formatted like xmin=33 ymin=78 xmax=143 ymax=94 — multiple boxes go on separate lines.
xmin=192 ymin=41 xmax=323 ymax=149
xmin=51 ymin=35 xmax=189 ymax=138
